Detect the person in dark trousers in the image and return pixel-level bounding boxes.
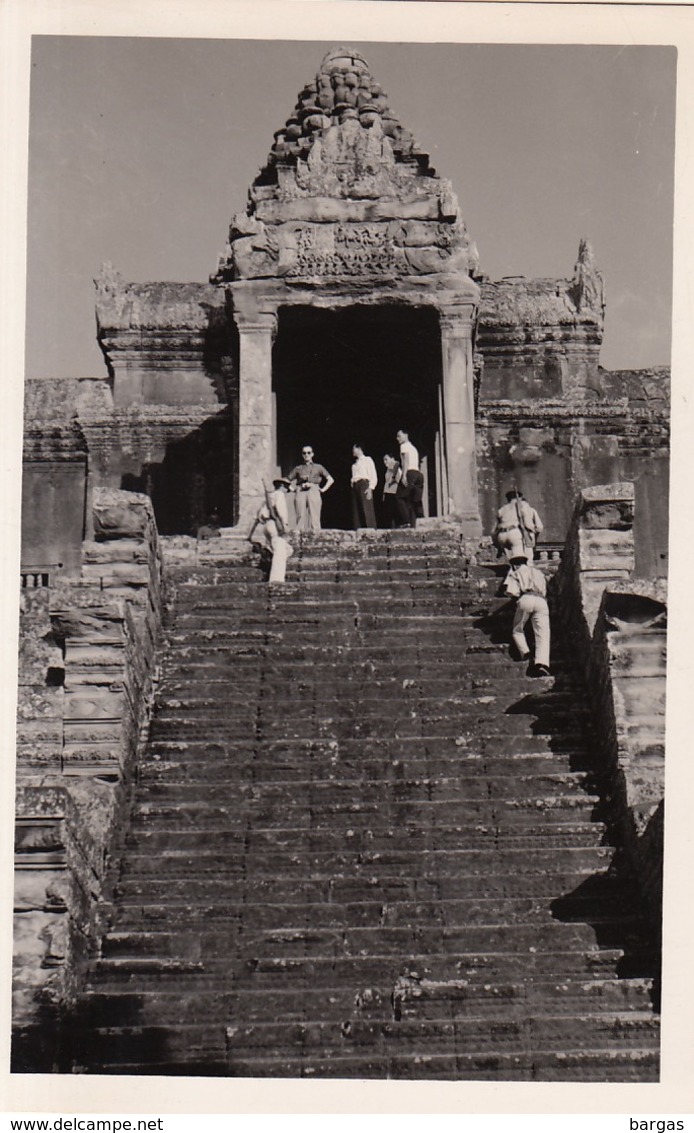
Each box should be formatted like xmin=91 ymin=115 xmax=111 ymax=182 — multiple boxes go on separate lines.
xmin=395 ymin=429 xmax=424 ymax=527
xmin=382 ymin=454 xmax=403 ymax=528
xmin=350 ymin=444 xmax=378 ymax=529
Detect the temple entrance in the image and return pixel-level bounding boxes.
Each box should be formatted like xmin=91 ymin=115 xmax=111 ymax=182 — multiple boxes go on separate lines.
xmin=273 ymin=305 xmax=444 ymax=529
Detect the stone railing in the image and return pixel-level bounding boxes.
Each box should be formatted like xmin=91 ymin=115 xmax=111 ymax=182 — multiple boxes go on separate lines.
xmin=13 ymin=488 xmax=164 ymax=1070
xmin=554 ymin=483 xmax=666 ymax=932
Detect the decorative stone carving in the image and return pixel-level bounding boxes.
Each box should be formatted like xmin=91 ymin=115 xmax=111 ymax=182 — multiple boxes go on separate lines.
xmin=259 ymin=47 xmax=430 ymax=180
xmin=289 ymin=117 xmax=411 ymax=201
xmin=214 ymin=47 xmax=478 ymax=291
xmin=570 ymin=237 xmax=606 ymax=317
xmin=287 ymin=222 xmax=397 ymax=279
xmin=229 ymin=216 xmax=280 ymax=279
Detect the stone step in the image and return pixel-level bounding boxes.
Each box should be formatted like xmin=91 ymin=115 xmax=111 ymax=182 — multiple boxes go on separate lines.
xmin=121 ymin=826 xmax=609 ymax=856
xmin=527 ymin=1048 xmax=659 ymax=1082
xmin=220 ymin=1012 xmax=659 ymax=1055
xmin=81 ymin=976 xmax=655 ymax=1030
xmin=80 ymin=1010 xmax=657 ymax=1071
xmin=129 ymin=798 xmax=603 ymax=830
xmin=156 ymin=676 xmax=579 ymax=700
xmin=138 ymin=737 xmax=593 ymax=769
xmin=173 ymin=598 xmax=489 ymax=617
xmin=91 ymin=945 xmax=642 ymax=989
xmin=143 ymin=725 xmax=592 ymax=753
xmin=154 ymin=663 xmax=564 ymax=687
xmin=105 ymin=894 xmax=642 ymax=932
xmin=117 ymin=844 xmax=617 ymax=878
xmin=149 ymin=699 xmax=589 ymax=732
xmin=135 ymin=746 xmax=597 ymax=777
xmin=156 ymin=672 xmax=569 ymax=698
xmin=161 ymin=652 xmax=533 ymax=671
xmin=79 ymin=1046 xmax=655 ymax=1082
xmin=134 ymin=762 xmax=599 ymax=794
xmin=112 ymin=868 xmax=625 ymax=905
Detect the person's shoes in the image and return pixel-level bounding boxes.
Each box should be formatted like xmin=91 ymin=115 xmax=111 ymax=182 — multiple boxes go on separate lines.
xmin=531 ymin=664 xmax=551 ymax=678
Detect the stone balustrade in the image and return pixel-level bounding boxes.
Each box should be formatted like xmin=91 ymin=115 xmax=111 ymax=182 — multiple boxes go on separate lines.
xmin=12 ymin=488 xmax=164 ymax=1070
xmin=554 ymin=483 xmax=666 ymax=930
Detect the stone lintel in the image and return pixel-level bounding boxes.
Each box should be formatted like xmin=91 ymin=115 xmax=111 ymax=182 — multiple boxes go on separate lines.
xmin=228 ymin=277 xmax=478 ymax=316
xmin=254 ymin=196 xmax=440 ymax=225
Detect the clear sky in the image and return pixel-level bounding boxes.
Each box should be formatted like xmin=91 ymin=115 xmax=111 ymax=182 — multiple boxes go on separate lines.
xmin=25 ymin=36 xmax=676 ymax=377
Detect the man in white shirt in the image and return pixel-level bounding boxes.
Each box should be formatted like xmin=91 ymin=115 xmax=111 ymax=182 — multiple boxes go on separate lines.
xmin=350 ymin=444 xmax=378 ymax=529
xmin=395 ymin=429 xmax=424 ymax=527
xmin=396 ymin=429 xmax=419 ymax=475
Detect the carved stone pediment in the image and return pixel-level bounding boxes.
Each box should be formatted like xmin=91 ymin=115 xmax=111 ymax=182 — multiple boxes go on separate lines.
xmin=286 ymin=117 xmax=420 ymax=203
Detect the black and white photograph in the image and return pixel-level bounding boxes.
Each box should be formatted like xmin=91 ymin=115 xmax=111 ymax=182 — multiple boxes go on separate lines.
xmin=2 ymin=0 xmax=692 ymax=1116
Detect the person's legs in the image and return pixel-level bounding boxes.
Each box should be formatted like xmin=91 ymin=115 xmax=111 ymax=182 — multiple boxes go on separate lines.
xmin=269 ymin=536 xmax=293 ymax=583
xmin=306 ymin=485 xmax=322 ymax=530
xmin=294 ymin=490 xmax=309 ymax=531
xmin=512 ymin=598 xmax=532 ymax=660
xmin=409 ymin=471 xmax=424 ymax=520
xmin=351 ymin=485 xmax=362 ymax=530
xmin=530 ymin=596 xmax=551 ymax=668
xmin=395 ymin=492 xmax=410 ymax=527
xmin=360 ymin=483 xmax=377 ymax=529
xmin=383 ymin=494 xmax=398 ymax=528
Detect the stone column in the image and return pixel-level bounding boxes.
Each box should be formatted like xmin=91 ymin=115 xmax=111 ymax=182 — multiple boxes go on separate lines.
xmin=234 ymin=311 xmax=278 ymax=527
xmin=439 ymin=309 xmax=482 ymax=536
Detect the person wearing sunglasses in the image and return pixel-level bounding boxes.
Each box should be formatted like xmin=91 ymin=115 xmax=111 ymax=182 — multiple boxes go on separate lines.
xmin=287 ymin=445 xmax=335 ymax=531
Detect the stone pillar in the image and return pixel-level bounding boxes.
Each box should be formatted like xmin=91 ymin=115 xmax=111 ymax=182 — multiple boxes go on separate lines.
xmin=234 ymin=311 xmax=278 ymax=527
xmin=439 ymin=309 xmax=482 ymax=536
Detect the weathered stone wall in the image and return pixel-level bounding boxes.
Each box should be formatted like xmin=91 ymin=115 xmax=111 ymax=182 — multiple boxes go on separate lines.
xmin=476 ymin=240 xmax=605 ymax=401
xmin=21 ymin=379 xmax=94 ymax=578
xmin=95 ymin=268 xmax=231 ymax=408
xmin=476 ymin=397 xmax=669 ymax=573
xmin=13 ymin=488 xmax=164 ymax=1070
xmin=554 ymin=483 xmax=666 ymax=929
xmin=23 ymin=371 xmax=237 ymax=540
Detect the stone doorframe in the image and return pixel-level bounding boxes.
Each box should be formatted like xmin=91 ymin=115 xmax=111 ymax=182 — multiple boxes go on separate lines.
xmin=229 ymin=281 xmax=482 ymax=536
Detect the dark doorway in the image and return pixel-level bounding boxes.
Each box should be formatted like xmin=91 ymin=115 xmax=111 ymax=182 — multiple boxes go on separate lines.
xmin=273 ymin=305 xmax=443 ymax=529
xmin=120 ymin=410 xmax=235 ymax=535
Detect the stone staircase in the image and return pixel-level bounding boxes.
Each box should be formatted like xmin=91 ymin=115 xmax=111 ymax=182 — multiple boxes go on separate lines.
xmin=71 ymin=528 xmax=660 ymax=1080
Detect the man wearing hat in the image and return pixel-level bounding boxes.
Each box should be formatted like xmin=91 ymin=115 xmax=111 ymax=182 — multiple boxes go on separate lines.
xmin=249 ymin=478 xmax=294 ymax=583
xmin=502 ymin=553 xmax=551 ymax=677
xmin=493 ymin=488 xmax=543 ymax=562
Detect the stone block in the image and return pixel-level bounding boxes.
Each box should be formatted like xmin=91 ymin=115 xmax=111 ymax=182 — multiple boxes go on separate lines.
xmin=577 ymin=528 xmax=635 ymax=572
xmin=52 ymin=609 xmax=124 ymax=642
xmin=82 ymin=562 xmax=151 ymax=587
xmin=92 ymin=488 xmax=153 ymax=541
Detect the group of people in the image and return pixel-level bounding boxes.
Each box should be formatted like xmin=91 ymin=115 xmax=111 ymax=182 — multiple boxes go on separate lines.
xmin=248 ymin=441 xmax=552 ymax=678
xmin=259 ymin=430 xmax=426 ymax=536
xmin=247 ymin=429 xmax=425 ymax=585
xmin=492 ymin=488 xmax=551 ymax=679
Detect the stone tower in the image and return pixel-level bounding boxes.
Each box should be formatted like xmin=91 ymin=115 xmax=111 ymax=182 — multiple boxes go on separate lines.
xmin=213 ymin=46 xmax=482 ymax=531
